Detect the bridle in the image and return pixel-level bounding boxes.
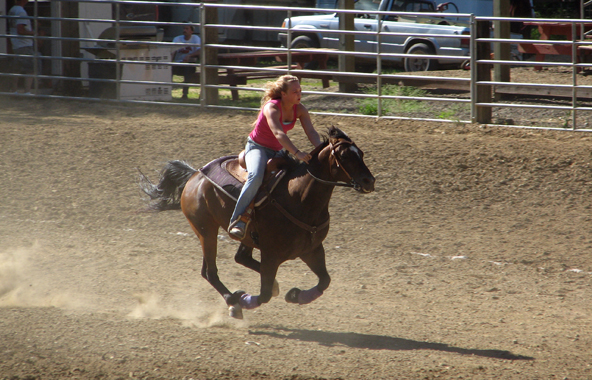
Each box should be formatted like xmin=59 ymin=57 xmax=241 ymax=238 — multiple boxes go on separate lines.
xmin=267 ymin=138 xmax=363 ymax=236
xmin=307 ymin=139 xmax=363 ymax=191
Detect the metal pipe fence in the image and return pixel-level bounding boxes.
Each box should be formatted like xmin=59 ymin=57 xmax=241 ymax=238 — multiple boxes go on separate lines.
xmin=474 ymin=16 xmax=592 ymax=130
xmin=1 ymin=1 xmax=591 ymax=130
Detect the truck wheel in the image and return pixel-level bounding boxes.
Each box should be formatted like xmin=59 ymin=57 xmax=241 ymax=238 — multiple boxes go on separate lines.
xmin=290 ymin=36 xmax=320 ymax=69
xmin=290 ymin=35 xmax=318 ymax=50
xmin=404 ymin=43 xmax=437 ymax=72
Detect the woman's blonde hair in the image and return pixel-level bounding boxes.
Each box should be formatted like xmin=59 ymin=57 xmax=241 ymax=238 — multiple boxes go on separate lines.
xmin=250 ymin=75 xmax=300 ymax=128
xmin=260 ymin=75 xmax=300 ymax=106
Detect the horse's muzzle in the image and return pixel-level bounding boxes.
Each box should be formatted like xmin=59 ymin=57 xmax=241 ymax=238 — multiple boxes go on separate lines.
xmin=354 ymin=175 xmax=375 ymax=193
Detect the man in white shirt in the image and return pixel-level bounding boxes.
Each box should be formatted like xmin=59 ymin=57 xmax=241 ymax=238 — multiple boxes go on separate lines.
xmin=171 ymin=24 xmax=201 ymax=99
xmin=9 ymin=0 xmax=35 ymax=94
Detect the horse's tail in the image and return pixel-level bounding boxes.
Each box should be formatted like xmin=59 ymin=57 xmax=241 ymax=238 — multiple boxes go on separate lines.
xmin=138 ymin=160 xmax=197 ymax=212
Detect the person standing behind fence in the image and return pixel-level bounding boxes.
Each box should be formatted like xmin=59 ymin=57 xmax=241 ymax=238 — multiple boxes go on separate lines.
xmin=9 ymin=0 xmax=35 ymax=94
xmin=171 ymin=24 xmax=200 ymax=100
xmin=510 ymin=0 xmax=534 ymax=40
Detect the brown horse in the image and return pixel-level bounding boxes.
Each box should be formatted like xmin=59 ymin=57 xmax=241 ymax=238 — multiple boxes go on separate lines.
xmin=140 ymin=127 xmax=375 ymax=318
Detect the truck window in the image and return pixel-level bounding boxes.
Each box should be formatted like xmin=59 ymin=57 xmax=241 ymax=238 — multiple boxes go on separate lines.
xmin=354 ymin=0 xmax=380 ymax=18
xmin=410 ymin=2 xmax=434 ymax=12
xmin=387 ymin=0 xmax=435 ymax=20
xmin=354 ymin=0 xmax=381 ymax=11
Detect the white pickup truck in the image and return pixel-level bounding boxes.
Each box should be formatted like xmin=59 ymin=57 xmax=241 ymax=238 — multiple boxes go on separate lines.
xmin=278 ymin=0 xmax=471 ymax=72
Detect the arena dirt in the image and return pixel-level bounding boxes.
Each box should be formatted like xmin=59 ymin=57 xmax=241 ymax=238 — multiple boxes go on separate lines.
xmin=1 ymin=89 xmax=591 ymax=379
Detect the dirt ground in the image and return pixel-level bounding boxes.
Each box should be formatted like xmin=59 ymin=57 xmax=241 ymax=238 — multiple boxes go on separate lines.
xmin=1 ymin=94 xmax=592 ymax=380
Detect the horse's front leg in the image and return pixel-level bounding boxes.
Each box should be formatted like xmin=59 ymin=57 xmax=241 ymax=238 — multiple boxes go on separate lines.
xmin=285 ymin=245 xmax=330 ymax=305
xmin=234 ymin=243 xmax=260 ymax=272
xmin=234 ymin=243 xmax=280 ymax=297
xmin=234 ymin=256 xmax=281 ymax=312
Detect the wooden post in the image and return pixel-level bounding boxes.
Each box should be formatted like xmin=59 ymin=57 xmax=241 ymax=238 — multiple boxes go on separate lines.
xmin=475 ymin=19 xmax=492 ymax=124
xmin=202 ymin=1 xmax=218 ymax=105
xmin=61 ymin=1 xmax=82 ymax=96
xmin=50 ymin=1 xmax=63 ymax=80
xmin=493 ymin=0 xmax=510 ymax=101
xmin=338 ymin=0 xmax=356 ymax=93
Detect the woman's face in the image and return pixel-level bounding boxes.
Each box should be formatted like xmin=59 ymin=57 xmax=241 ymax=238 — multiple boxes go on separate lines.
xmin=282 ymin=81 xmax=302 ymax=105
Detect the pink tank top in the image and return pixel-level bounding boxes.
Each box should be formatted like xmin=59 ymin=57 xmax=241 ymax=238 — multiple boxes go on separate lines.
xmin=249 ymin=99 xmax=297 ymax=151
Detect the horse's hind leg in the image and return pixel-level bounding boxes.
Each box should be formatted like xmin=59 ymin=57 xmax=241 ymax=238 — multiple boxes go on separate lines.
xmin=197 ymin=232 xmax=231 ymax=300
xmin=195 ymin=227 xmax=261 ymax=318
xmin=235 ymin=244 xmax=279 ymax=297
xmin=190 ymin=219 xmax=242 ymax=303
xmin=182 ymin=177 xmax=247 ymax=317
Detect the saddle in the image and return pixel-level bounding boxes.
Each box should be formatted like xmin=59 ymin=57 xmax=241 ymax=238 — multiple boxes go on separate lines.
xmin=199 ymin=153 xmax=288 ymax=207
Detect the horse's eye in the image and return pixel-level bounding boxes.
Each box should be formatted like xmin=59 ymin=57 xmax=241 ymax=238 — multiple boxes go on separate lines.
xmin=346 ymin=145 xmax=363 ymax=159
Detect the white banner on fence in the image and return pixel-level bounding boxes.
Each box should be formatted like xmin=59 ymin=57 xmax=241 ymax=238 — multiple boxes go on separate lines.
xmin=120 ymin=47 xmax=172 ymax=101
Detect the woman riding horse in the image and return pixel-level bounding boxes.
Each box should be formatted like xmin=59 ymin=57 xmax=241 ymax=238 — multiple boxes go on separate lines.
xmin=228 ymin=75 xmax=322 ymax=240
xmin=140 ymin=81 xmax=375 ymax=318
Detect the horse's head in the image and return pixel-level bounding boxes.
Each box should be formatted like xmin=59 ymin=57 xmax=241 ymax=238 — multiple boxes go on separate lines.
xmin=311 ymin=127 xmax=375 ymax=193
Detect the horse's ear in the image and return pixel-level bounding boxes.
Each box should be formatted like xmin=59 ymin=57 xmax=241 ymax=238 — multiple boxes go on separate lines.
xmin=327 ymin=125 xmax=338 ymax=141
xmin=327 ymin=126 xmax=348 ymax=142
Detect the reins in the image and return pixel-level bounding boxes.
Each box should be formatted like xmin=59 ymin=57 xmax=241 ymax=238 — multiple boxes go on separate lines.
xmin=306 ymin=169 xmax=356 ymax=188
xmin=261 ymin=139 xmax=358 ymax=236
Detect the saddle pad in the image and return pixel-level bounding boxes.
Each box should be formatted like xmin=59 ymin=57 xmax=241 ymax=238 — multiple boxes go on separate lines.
xmin=199 ymin=155 xmax=243 ymax=201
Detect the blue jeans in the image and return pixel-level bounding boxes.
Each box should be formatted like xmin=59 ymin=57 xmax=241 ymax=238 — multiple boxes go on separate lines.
xmin=230 ymin=138 xmax=280 ymax=225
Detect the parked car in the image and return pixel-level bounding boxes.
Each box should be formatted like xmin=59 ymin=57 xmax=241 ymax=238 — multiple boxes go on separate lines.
xmin=279 ymin=0 xmax=471 ymax=71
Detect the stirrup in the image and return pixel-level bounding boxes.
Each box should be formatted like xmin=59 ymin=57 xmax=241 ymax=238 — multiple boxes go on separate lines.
xmin=228 ymin=213 xmax=251 ymax=240
xmin=229 ymin=221 xmax=246 ymax=240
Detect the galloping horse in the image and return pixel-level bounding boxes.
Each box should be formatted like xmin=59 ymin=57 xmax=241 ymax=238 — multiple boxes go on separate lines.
xmin=140 ymin=127 xmax=375 ymax=318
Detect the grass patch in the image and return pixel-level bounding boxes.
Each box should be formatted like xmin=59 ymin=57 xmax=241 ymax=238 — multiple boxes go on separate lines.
xmin=358 ymin=84 xmax=428 ymax=115
xmin=219 ymin=92 xmax=262 ymax=108
xmin=437 ymin=104 xmax=468 ymax=121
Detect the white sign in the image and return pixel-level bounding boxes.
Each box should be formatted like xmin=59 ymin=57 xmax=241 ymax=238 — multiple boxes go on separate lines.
xmin=119 ymin=47 xmax=172 ymax=101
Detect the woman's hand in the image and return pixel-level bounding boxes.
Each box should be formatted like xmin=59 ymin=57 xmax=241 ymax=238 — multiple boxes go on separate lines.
xmin=295 ymin=150 xmax=311 ymax=163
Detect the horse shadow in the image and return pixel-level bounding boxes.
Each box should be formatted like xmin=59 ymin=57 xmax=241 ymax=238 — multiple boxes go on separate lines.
xmin=249 ymin=325 xmax=533 ymax=361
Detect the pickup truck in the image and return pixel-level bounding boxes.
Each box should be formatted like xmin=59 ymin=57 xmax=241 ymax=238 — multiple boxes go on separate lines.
xmin=278 ymin=0 xmax=471 ymax=71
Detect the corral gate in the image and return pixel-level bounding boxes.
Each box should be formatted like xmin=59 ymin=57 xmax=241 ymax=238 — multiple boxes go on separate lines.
xmin=1 ymin=0 xmax=592 ymax=131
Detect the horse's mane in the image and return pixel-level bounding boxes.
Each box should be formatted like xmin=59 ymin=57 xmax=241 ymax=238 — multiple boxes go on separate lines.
xmin=277 ymin=150 xmax=300 ymax=171
xmin=309 ymin=126 xmax=351 ymax=157
xmin=282 ymin=126 xmax=351 ymax=176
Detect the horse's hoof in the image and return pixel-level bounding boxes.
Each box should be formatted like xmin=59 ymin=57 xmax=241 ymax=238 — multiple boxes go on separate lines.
xmin=272 ymin=279 xmax=280 ymax=297
xmin=227 ymin=290 xmax=246 ymax=306
xmin=229 ymin=304 xmax=243 ymax=319
xmin=285 ymin=287 xmax=301 ymax=304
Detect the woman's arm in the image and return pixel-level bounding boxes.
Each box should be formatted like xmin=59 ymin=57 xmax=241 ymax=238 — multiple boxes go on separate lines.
xmin=265 ymin=103 xmax=311 ymax=162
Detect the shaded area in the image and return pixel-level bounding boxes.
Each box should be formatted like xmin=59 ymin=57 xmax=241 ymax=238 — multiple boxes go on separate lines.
xmin=249 ymin=325 xmax=534 ymax=361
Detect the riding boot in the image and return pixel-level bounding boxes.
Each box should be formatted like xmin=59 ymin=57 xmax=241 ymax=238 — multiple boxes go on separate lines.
xmin=229 ymin=201 xmax=255 ymax=240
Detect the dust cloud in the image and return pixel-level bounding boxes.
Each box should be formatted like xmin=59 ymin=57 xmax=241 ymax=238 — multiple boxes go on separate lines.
xmin=127 ymin=292 xmax=243 ymax=328
xmin=0 ymin=243 xmax=91 ymax=310
xmin=0 ymin=244 xmax=239 ymax=328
